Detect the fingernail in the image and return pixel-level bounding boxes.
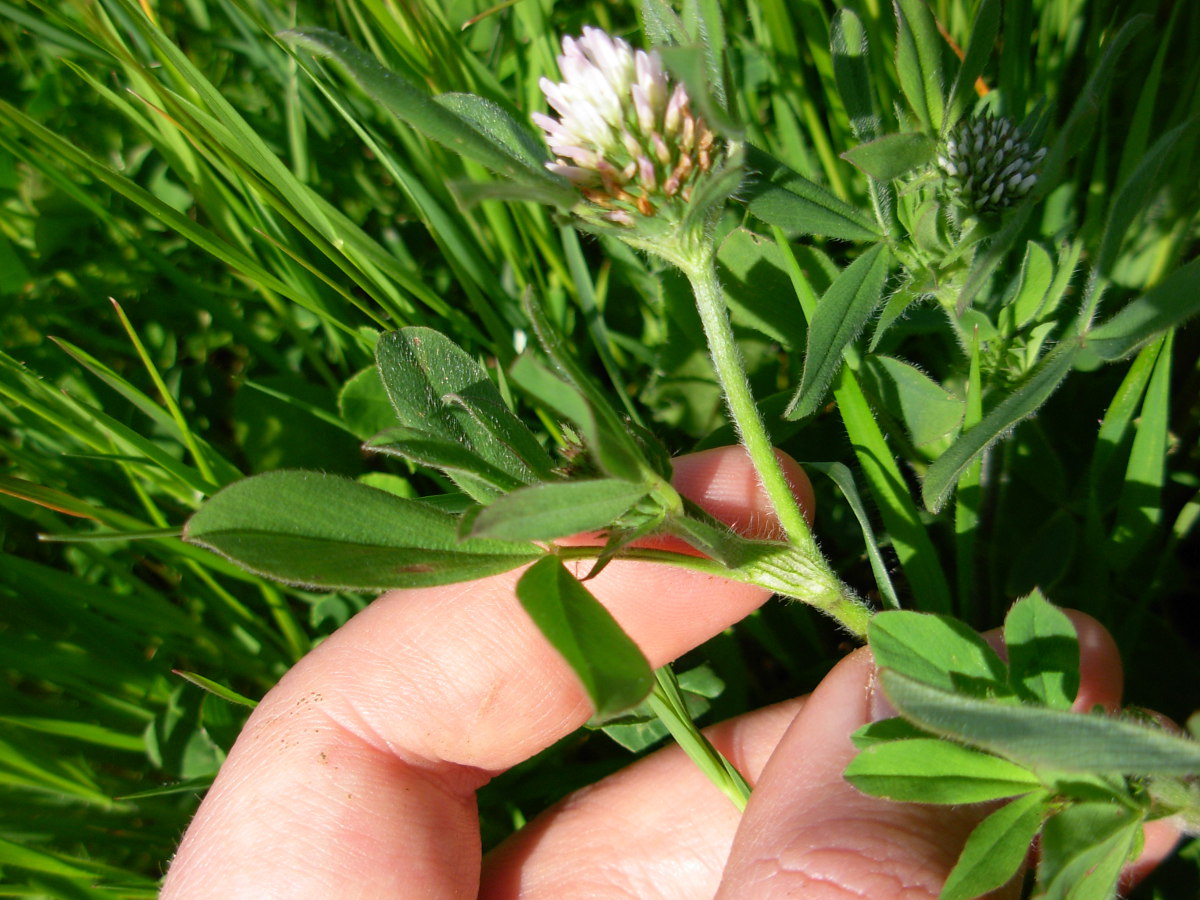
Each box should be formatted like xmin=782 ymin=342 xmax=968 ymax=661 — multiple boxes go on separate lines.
xmin=867 ymin=665 xmax=898 ymax=722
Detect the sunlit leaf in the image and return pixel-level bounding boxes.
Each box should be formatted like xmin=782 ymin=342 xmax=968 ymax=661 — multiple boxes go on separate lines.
xmin=185 ymin=471 xmax=540 ymax=589
xmin=845 ymin=738 xmax=1040 ymax=803
xmin=517 ymin=556 xmax=653 ymax=718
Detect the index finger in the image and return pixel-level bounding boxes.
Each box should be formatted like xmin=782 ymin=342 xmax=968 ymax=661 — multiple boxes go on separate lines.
xmin=161 ymin=446 xmax=811 ymax=898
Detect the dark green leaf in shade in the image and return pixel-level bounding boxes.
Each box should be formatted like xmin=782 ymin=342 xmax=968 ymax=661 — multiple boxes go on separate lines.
xmin=743 ymin=146 xmax=881 ymax=241
xmin=845 ymin=738 xmax=1040 ymax=803
xmin=870 ymin=282 xmax=926 ymax=350
xmin=338 ymin=365 xmax=399 ymax=441
xmin=1085 ymin=257 xmax=1200 ymax=361
xmin=1003 ymin=591 xmax=1080 ymax=710
xmin=841 ymin=132 xmax=936 ymax=181
xmin=661 ymin=505 xmax=741 ymax=567
xmin=466 ymin=479 xmax=651 ymax=542
xmin=922 ymin=341 xmax=1080 ymax=512
xmin=786 ymin=244 xmax=891 ymax=420
xmin=831 ymin=9 xmax=880 ymax=142
xmin=869 ymin=611 xmax=1008 ymax=695
xmin=861 ymin=356 xmax=964 ymax=448
xmin=939 ymin=790 xmax=1050 ymax=900
xmin=880 ymin=670 xmax=1200 ymax=775
xmin=1037 ymin=803 xmax=1144 ymax=900
xmin=717 ymin=228 xmax=808 ymax=348
xmin=1002 ymin=509 xmax=1077 ymax=598
xmin=516 ymin=556 xmax=653 ymax=718
xmin=943 ymin=0 xmax=1001 ymax=132
xmin=1095 ymin=120 xmax=1194 ymax=279
xmin=184 ymin=471 xmax=540 ymax=589
xmin=892 ymin=0 xmax=945 ymax=133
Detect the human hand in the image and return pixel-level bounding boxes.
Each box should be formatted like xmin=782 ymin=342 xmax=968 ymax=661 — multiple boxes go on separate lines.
xmin=161 ymin=446 xmax=1178 ymax=898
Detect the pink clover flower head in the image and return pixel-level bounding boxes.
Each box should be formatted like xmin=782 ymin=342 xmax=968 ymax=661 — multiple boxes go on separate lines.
xmin=533 ymin=27 xmax=718 ymax=225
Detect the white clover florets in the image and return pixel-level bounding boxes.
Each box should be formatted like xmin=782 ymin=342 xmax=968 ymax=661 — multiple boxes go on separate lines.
xmin=533 ymin=27 xmax=717 ymax=224
xmin=937 ymin=114 xmax=1047 ymax=216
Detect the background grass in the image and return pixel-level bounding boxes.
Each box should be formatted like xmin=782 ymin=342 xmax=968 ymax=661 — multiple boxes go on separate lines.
xmin=1 ymin=0 xmax=1197 ymax=895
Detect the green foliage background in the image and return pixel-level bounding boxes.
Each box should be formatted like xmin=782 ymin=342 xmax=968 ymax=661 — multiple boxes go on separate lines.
xmin=0 ymin=0 xmax=1197 ymax=894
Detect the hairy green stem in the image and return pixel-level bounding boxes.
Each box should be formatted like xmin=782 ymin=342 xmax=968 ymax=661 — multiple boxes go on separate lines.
xmin=673 ymin=250 xmax=871 ymax=638
xmin=680 ymin=252 xmax=815 ymax=550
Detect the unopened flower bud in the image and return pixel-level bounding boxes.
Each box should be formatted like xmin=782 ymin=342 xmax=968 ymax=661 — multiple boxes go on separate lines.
xmin=938 ymin=114 xmax=1046 ymax=217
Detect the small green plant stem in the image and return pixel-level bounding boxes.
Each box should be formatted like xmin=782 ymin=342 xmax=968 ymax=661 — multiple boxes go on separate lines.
xmin=648 ymin=665 xmax=750 ymax=810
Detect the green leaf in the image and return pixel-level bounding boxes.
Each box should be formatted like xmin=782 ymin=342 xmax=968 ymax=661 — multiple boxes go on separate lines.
xmin=881 ymin=670 xmax=1200 ymax=775
xmin=1085 ymin=257 xmax=1200 ymax=361
xmin=940 ymin=789 xmax=1050 ymax=900
xmin=376 ymin=328 xmax=555 ymax=500
xmin=1096 ymin=120 xmax=1194 ymax=279
xmin=845 ymin=738 xmax=1040 ymax=803
xmin=841 ymin=132 xmax=936 ymax=181
xmin=943 ymin=0 xmax=1001 ymax=132
xmin=173 ymin=672 xmax=259 ymax=709
xmin=281 ymin=29 xmax=573 ymax=202
xmin=1003 ymin=508 xmax=1078 ymax=598
xmin=861 ymin=355 xmax=964 ymax=448
xmin=599 ymin=664 xmax=719 ymax=751
xmin=184 ymin=471 xmax=540 ymax=589
xmin=743 ymin=146 xmax=881 ymax=241
xmin=717 ymin=228 xmax=808 ymax=348
xmin=893 ymin=0 xmax=945 ymax=133
xmin=831 ymin=9 xmax=880 ymax=142
xmin=520 ymin=291 xmax=647 ymax=482
xmin=338 ymin=365 xmax=399 ymax=441
xmin=365 ymin=426 xmax=528 ymax=493
xmin=922 ymin=341 xmax=1081 ymax=512
xmin=870 ymin=282 xmax=926 ymax=350
xmin=806 ymin=462 xmax=901 ymax=610
xmin=1108 ymin=331 xmax=1172 ymax=570
xmin=869 ymin=610 xmax=1008 ymax=695
xmin=434 ymin=92 xmax=553 ymax=177
xmin=639 ymin=0 xmax=689 ymax=47
xmin=1037 ymin=803 xmax=1143 ymax=900
xmin=1003 ymin=590 xmax=1079 ymax=710
xmin=786 ymin=244 xmax=892 ymax=420
xmin=850 ymin=716 xmax=931 ymax=749
xmin=831 ymin=365 xmax=954 ymax=612
xmin=516 ymin=556 xmax=653 ymax=718
xmin=467 ymin=479 xmax=652 ymax=542
xmin=1010 ymin=241 xmax=1056 ymax=331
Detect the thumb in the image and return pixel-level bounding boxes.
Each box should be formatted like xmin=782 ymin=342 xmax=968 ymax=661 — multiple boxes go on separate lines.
xmin=716 ymin=648 xmax=1003 ymax=899
xmin=717 ymin=613 xmax=1141 ymax=899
